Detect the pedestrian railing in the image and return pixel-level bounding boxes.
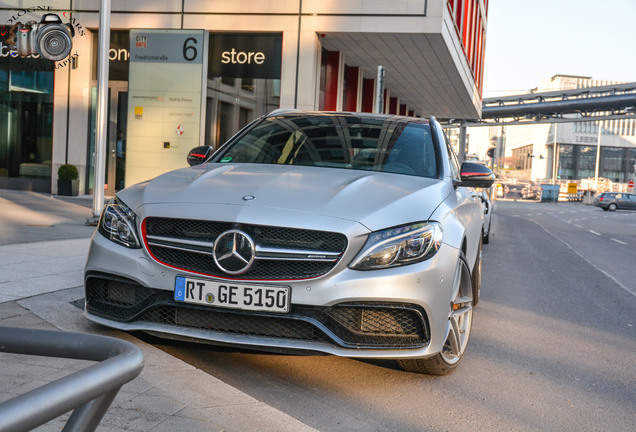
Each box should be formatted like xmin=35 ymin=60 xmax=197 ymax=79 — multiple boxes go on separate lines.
xmin=0 ymin=327 xmax=144 ymax=432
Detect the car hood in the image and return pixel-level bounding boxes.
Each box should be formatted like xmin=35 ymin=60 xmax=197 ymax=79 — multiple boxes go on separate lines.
xmin=118 ymin=163 xmax=449 ymax=231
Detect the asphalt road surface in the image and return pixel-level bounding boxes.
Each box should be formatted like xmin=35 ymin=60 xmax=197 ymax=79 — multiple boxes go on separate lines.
xmin=145 ymin=200 xmax=636 ymax=432
xmin=3 ymin=191 xmax=633 ymax=431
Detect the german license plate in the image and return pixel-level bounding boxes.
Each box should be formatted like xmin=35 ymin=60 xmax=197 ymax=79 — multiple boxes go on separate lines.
xmin=174 ymin=276 xmax=290 ymax=313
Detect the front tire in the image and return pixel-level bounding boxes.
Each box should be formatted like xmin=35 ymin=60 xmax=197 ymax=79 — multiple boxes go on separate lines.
xmin=397 ymin=253 xmax=473 ymax=375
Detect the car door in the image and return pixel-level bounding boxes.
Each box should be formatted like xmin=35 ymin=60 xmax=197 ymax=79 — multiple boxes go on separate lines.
xmin=443 ymin=133 xmax=482 ymax=266
xmin=627 ymin=193 xmax=636 ymax=210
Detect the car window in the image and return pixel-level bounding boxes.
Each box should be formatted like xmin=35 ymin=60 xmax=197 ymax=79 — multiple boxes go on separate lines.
xmin=214 ymin=114 xmax=438 ymax=178
xmin=444 ymin=135 xmax=461 ymax=180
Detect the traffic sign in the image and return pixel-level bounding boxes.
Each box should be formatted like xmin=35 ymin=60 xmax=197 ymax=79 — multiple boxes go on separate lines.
xmin=629 ymin=180 xmax=634 ymax=188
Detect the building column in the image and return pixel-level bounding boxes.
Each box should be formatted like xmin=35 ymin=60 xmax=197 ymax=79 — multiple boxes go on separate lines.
xmin=280 ymin=30 xmax=321 ymax=110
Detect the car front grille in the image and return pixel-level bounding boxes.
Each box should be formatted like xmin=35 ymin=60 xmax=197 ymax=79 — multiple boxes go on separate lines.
xmin=143 ymin=217 xmax=348 ymax=280
xmin=85 ymin=273 xmax=430 ymax=349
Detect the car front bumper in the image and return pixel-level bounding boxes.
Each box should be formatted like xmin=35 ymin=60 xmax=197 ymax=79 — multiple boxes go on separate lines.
xmin=84 ymin=229 xmax=461 ymax=360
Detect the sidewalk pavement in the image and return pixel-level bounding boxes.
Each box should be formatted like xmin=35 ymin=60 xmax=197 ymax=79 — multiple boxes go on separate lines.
xmin=0 ymin=191 xmax=318 ymax=432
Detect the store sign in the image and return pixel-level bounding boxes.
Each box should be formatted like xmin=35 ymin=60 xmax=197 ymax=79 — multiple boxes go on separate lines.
xmin=208 ymin=33 xmax=282 ymax=79
xmin=574 ymin=135 xmax=599 ymax=144
xmin=91 ymin=30 xmax=129 ymax=81
xmin=126 ymin=29 xmax=207 ymax=187
xmin=130 ymin=31 xmax=205 ymax=64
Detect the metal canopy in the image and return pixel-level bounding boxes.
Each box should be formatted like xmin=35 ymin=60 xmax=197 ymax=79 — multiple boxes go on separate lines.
xmin=319 ymin=32 xmax=480 ymax=120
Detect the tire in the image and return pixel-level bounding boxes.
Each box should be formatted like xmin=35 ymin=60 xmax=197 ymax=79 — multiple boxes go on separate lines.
xmin=483 ymin=222 xmax=490 ymax=245
xmin=397 ymin=253 xmax=473 ymax=376
xmin=471 ymin=238 xmax=483 ymax=306
xmin=608 ymin=203 xmax=617 ymax=211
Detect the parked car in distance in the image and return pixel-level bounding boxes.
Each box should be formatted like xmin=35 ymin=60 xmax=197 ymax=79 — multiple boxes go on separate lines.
xmin=593 ymin=192 xmax=636 ymax=211
xmin=84 ymin=110 xmax=494 ymax=375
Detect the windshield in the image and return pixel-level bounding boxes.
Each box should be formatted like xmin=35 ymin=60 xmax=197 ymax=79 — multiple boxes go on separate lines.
xmin=213 ymin=114 xmax=438 ymax=178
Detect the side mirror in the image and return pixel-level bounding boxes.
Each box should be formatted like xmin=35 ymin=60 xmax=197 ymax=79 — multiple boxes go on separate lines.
xmin=186 ymin=146 xmax=213 ymax=166
xmin=456 ymin=162 xmax=495 ymax=188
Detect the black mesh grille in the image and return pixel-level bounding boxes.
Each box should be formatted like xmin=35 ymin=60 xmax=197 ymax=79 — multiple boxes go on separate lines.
xmin=85 ymin=274 xmax=429 ymax=349
xmin=143 ymin=218 xmax=347 ymax=280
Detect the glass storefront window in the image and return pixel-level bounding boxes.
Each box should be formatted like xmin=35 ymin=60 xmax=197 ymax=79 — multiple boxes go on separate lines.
xmin=601 ymin=147 xmax=627 ymax=182
xmin=9 ymin=70 xmax=53 ymax=93
xmin=559 ymin=144 xmax=574 ymax=179
xmin=241 ymin=78 xmax=254 ymax=93
xmin=577 ymin=145 xmax=596 ymax=179
xmin=0 ymin=59 xmax=54 ymax=191
xmin=205 ymin=33 xmax=282 ymax=149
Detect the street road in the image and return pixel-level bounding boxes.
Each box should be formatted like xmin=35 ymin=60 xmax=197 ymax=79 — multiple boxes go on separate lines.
xmin=146 ymin=200 xmax=636 ymax=432
xmin=3 ymin=191 xmax=632 ymax=431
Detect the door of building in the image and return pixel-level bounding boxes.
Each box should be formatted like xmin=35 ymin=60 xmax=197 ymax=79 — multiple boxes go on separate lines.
xmin=87 ymin=82 xmax=128 ymax=196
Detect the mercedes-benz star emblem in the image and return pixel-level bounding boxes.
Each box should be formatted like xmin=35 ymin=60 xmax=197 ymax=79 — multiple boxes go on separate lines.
xmin=213 ymin=229 xmax=256 ymax=275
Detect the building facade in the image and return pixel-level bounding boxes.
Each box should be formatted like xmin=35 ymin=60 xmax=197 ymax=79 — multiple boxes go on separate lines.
xmin=469 ymin=75 xmax=636 ymax=185
xmin=0 ymin=0 xmax=488 ymax=195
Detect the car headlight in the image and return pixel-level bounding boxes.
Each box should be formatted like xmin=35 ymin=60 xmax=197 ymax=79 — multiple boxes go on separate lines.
xmin=98 ymin=197 xmax=141 ymax=248
xmin=350 ymin=222 xmax=443 ymax=270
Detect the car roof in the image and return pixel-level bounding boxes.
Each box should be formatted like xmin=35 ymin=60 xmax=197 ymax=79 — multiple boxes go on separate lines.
xmin=265 ymin=110 xmax=432 ymax=125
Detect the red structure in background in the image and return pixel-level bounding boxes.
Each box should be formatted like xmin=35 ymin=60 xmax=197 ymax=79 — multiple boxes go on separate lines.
xmin=361 ymin=78 xmax=375 ymax=113
xmin=344 ymin=66 xmax=360 ymax=112
xmin=447 ymin=0 xmax=488 ymax=96
xmin=323 ymin=51 xmax=340 ymax=111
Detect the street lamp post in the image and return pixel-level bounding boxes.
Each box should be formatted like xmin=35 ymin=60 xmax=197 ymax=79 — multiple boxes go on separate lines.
xmin=91 ymin=0 xmax=111 ymax=220
xmin=375 ymin=66 xmax=385 ymax=114
xmin=594 ymin=121 xmax=602 ymax=192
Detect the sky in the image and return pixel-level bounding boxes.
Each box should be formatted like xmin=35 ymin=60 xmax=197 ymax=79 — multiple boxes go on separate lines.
xmin=482 ymin=0 xmax=636 ymax=97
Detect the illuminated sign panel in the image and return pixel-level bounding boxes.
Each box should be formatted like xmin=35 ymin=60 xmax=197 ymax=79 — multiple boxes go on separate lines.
xmin=208 ymin=33 xmax=282 ymax=79
xmin=126 ymin=29 xmax=207 ymax=187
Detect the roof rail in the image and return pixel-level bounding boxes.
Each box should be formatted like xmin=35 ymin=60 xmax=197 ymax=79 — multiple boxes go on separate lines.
xmin=266 ymin=108 xmax=301 ymax=117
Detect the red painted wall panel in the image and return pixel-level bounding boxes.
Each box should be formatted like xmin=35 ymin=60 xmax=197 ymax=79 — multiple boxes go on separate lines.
xmin=344 ymin=66 xmax=360 ymax=112
xmin=389 ymin=97 xmax=398 ymax=115
xmin=324 ymin=51 xmax=340 ymax=111
xmin=361 ymin=78 xmax=375 ymax=113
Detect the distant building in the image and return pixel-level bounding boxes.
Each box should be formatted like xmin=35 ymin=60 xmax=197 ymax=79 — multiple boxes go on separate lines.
xmin=470 ymin=75 xmax=636 ymax=184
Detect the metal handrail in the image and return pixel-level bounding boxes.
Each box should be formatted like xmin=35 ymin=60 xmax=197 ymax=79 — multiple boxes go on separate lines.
xmin=0 ymin=327 xmax=144 ymax=432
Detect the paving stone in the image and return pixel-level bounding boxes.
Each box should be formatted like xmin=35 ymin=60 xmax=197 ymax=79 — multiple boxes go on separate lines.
xmin=97 ymin=406 xmax=169 ymax=432
xmin=0 ymin=211 xmax=319 ymax=432
xmin=150 ymin=413 xmax=226 ymax=432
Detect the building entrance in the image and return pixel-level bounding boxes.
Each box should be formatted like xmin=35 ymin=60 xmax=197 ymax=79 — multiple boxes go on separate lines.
xmin=88 ymin=82 xmax=128 ymax=196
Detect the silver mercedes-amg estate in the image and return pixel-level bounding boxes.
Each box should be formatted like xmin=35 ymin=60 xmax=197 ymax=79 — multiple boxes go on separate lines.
xmin=84 ymin=111 xmax=494 ymax=375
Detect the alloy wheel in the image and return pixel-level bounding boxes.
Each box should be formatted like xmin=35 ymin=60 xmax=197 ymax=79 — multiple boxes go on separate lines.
xmin=440 ymin=256 xmax=473 ymax=365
